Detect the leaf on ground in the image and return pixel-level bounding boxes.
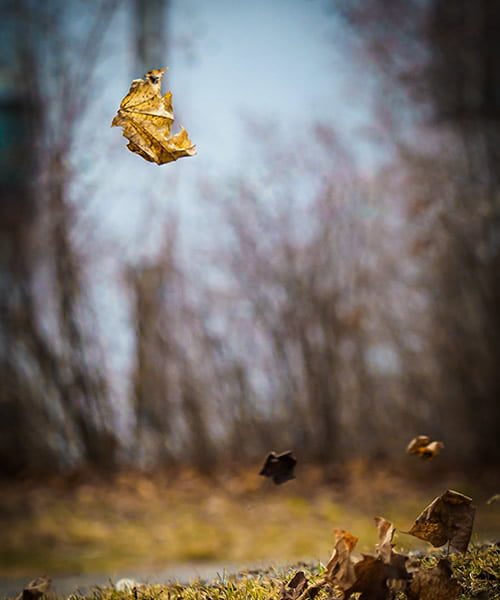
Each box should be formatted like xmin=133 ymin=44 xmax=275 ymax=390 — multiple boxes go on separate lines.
xmin=281 ymin=571 xmax=321 ymax=600
xmin=408 ymin=558 xmax=460 ymax=600
xmin=111 ymin=68 xmax=196 ymax=165
xmin=324 ymin=529 xmax=358 ymax=590
xmin=259 ymin=450 xmax=297 ymax=485
xmin=486 ymin=493 xmax=500 ymax=505
xmin=344 ymin=554 xmax=410 ymax=600
xmin=406 ymin=435 xmax=444 ymax=459
xmin=374 ymin=516 xmax=409 ymax=574
xmin=16 ymin=576 xmax=51 ymax=600
xmin=374 ymin=517 xmax=395 ymax=564
xmin=405 ymin=489 xmax=475 ymax=552
xmin=281 ymin=571 xmax=308 ymax=600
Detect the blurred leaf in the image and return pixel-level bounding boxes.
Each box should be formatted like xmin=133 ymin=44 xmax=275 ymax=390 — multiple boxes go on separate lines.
xmin=486 ymin=494 xmax=500 ymax=505
xmin=406 ymin=435 xmax=444 ymax=459
xmin=259 ymin=451 xmax=296 ymax=485
xmin=406 ymin=489 xmax=475 ymax=552
xmin=408 ymin=558 xmax=460 ymax=600
xmin=16 ymin=576 xmax=51 ymax=600
xmin=111 ymin=68 xmax=196 ymax=165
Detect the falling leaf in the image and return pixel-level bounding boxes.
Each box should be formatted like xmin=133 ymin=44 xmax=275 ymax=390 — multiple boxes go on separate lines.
xmin=406 ymin=435 xmax=431 ymax=453
xmin=405 ymin=489 xmax=475 ymax=552
xmin=16 ymin=576 xmax=51 ymax=600
xmin=112 ymin=68 xmax=196 ymax=165
xmin=324 ymin=529 xmax=358 ymax=591
xmin=406 ymin=435 xmax=444 ymax=459
xmin=486 ymin=494 xmax=500 ymax=505
xmin=259 ymin=450 xmax=296 ymax=485
xmin=408 ymin=558 xmax=460 ymax=600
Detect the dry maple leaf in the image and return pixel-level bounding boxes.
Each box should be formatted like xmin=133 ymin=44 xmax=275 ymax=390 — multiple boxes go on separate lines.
xmin=405 ymin=489 xmax=475 ymax=552
xmin=408 ymin=558 xmax=460 ymax=600
xmin=259 ymin=450 xmax=296 ymax=485
xmin=406 ymin=435 xmax=444 ymax=459
xmin=324 ymin=529 xmax=359 ymax=591
xmin=111 ymin=68 xmax=196 ymax=165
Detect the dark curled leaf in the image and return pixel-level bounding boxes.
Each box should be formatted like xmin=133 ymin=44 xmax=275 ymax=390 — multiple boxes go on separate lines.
xmin=259 ymin=450 xmax=296 ymax=485
xmin=405 ymin=489 xmax=475 ymax=552
xmin=345 ymin=555 xmax=403 ymax=600
xmin=281 ymin=571 xmax=320 ymax=600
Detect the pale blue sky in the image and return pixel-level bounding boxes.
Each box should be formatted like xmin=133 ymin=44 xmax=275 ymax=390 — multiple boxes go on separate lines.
xmin=70 ymin=0 xmax=378 ymax=405
xmin=75 ymin=0 xmax=376 ymax=248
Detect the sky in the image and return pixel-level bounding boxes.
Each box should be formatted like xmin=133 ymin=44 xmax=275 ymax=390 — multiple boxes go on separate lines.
xmin=75 ymin=0 xmax=377 ymax=250
xmin=67 ymin=0 xmax=379 ymax=406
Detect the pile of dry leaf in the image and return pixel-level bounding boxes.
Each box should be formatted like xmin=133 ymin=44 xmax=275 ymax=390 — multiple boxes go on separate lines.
xmin=281 ymin=489 xmax=477 ymax=600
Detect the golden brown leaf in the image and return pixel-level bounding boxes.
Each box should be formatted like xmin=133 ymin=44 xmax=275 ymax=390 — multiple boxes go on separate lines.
xmin=408 ymin=558 xmax=460 ymax=600
xmin=405 ymin=489 xmax=475 ymax=552
xmin=406 ymin=435 xmax=444 ymax=459
xmin=324 ymin=529 xmax=358 ymax=590
xmin=111 ymin=68 xmax=196 ymax=165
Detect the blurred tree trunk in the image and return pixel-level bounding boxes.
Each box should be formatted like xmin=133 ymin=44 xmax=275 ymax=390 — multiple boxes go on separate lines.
xmin=0 ymin=0 xmax=118 ymax=477
xmin=427 ymin=0 xmax=500 ymax=464
xmin=134 ymin=0 xmax=169 ymax=75
xmin=128 ymin=260 xmax=177 ymax=465
xmin=341 ymin=0 xmax=500 ymax=465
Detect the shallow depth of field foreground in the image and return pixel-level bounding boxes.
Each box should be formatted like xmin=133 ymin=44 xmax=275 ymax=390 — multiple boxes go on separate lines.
xmin=1 ymin=0 xmax=500 ymax=598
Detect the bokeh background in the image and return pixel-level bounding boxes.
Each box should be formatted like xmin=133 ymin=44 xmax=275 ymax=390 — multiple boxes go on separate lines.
xmin=1 ymin=0 xmax=499 ymax=587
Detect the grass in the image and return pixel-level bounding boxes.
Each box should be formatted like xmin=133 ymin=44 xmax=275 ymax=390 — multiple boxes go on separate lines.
xmin=4 ymin=546 xmax=498 ymax=599
xmin=0 ymin=464 xmax=499 ymax=582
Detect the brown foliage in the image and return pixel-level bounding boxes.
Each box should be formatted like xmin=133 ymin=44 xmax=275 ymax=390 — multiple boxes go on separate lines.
xmin=406 ymin=489 xmax=475 ymax=552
